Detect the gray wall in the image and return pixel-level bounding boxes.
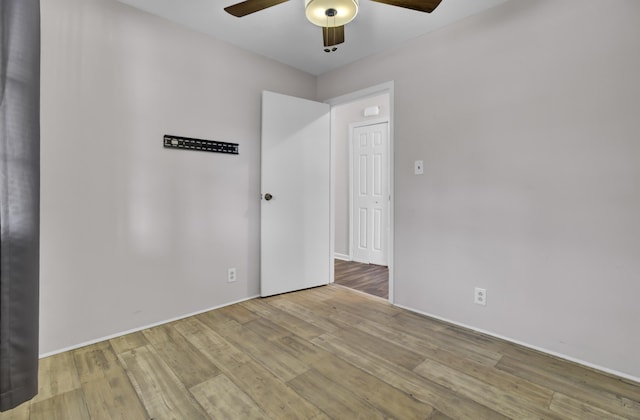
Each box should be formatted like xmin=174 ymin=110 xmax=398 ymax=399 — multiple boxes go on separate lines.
xmin=333 ymin=94 xmax=390 ymax=258
xmin=318 ymin=0 xmax=640 ymax=380
xmin=40 ymin=0 xmax=316 ymax=354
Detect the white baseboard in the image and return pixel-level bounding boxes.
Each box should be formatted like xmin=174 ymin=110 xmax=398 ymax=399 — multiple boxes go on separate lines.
xmin=334 ymin=253 xmax=351 ymax=261
xmin=394 ymin=304 xmax=640 ymax=385
xmin=39 ymin=294 xmax=260 ymax=359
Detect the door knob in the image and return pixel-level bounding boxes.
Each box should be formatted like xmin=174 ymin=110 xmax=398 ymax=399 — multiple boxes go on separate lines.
xmin=264 ymin=193 xmax=273 ymax=201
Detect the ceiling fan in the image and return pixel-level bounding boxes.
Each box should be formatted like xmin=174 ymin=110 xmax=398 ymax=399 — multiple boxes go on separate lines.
xmin=224 ymin=0 xmax=443 ymax=52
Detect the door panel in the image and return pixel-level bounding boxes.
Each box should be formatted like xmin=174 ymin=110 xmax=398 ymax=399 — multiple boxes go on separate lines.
xmin=358 ymin=208 xmax=367 ymax=249
xmin=359 ymin=154 xmax=367 ymax=194
xmin=261 ymin=91 xmax=331 ymax=297
xmin=373 ymin=208 xmax=383 ymax=252
xmin=373 ymin=154 xmax=382 ymax=195
xmin=352 ymin=122 xmax=389 ymax=266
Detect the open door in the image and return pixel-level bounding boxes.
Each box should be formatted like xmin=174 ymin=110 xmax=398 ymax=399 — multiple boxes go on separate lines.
xmin=260 ymin=91 xmax=331 ymax=297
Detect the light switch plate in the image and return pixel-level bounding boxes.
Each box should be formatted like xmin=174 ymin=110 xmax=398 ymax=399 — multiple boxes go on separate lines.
xmin=414 ymin=160 xmax=424 ymax=175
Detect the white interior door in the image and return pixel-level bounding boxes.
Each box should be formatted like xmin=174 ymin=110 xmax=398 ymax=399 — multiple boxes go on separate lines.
xmin=352 ymin=122 xmax=389 ymax=266
xmin=261 ymin=91 xmax=331 ymax=297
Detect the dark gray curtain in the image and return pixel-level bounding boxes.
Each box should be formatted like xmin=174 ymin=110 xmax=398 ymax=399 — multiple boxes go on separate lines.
xmin=0 ymin=0 xmax=40 ymax=412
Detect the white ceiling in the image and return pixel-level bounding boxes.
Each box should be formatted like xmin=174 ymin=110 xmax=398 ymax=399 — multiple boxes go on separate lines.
xmin=116 ymin=0 xmax=510 ymax=76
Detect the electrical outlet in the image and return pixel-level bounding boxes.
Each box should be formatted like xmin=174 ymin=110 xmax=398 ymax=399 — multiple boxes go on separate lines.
xmin=474 ymin=287 xmax=487 ymax=306
xmin=227 ymin=268 xmax=237 ymax=283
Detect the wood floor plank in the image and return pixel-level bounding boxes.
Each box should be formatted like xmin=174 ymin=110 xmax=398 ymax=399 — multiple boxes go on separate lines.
xmin=292 ymin=295 xmax=369 ymax=327
xmin=29 ymin=389 xmax=89 ymax=420
xmin=142 ymin=323 xmax=221 ymax=388
xmin=497 ymin=354 xmax=640 ymax=419
xmin=442 ymin=323 xmax=507 ymax=353
xmin=352 ymin=317 xmax=441 ymax=353
xmin=216 ymin=303 xmax=260 ymax=324
xmin=32 ymin=352 xmax=81 ymax=402
xmin=288 ymin=368 xmax=387 ymax=420
xmin=73 ymin=342 xmax=149 ymax=419
xmin=267 ymin=298 xmax=344 ymax=332
xmin=350 ymin=317 xmax=554 ymax=409
xmin=311 ymin=333 xmax=509 ymax=420
xmin=550 ymin=392 xmax=628 ymax=420
xmin=502 ymin=343 xmax=640 ymax=403
xmin=413 ymin=358 xmax=563 ymax=419
xmin=428 ymin=409 xmax=454 ymax=420
xmin=175 ymin=318 xmax=328 ymax=420
xmin=241 ymin=299 xmax=325 ymax=340
xmin=308 ymin=355 xmax=435 ymax=419
xmin=227 ymin=362 xmax=330 ymax=420
xmin=0 ymin=402 xmax=30 ymax=420
xmin=327 ymin=286 xmax=401 ymax=318
xmin=243 ymin=317 xmax=336 ymax=368
xmin=72 ymin=341 xmax=118 ymax=384
xmin=296 ymin=284 xmax=344 ymax=301
xmin=81 ymin=373 xmax=149 ymax=420
xmin=118 ymin=345 xmax=208 ymax=419
xmin=197 ymin=314 xmax=310 ymax=382
xmin=190 ymin=374 xmax=270 ymax=419
xmin=173 ymin=318 xmax=252 ymax=367
xmin=274 ymin=334 xmax=333 ymax=366
xmin=423 ymin=346 xmax=553 ymax=407
xmin=233 ymin=314 xmax=335 ymax=368
xmin=392 ymin=309 xmax=448 ymax=333
xmin=244 ymin=316 xmax=293 ymax=341
xmin=391 ymin=312 xmax=503 ymax=366
xmin=329 ymin=326 xmax=426 ymax=370
xmin=109 ymin=331 xmax=149 ymax=354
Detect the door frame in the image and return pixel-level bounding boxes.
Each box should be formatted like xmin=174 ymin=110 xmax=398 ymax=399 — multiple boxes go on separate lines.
xmin=348 ymin=119 xmax=390 ymax=266
xmin=325 ymin=81 xmax=395 ymax=303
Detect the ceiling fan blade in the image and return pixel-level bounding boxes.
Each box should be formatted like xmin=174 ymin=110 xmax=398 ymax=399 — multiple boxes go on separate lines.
xmin=224 ymin=0 xmax=289 ymax=17
xmin=323 ymin=26 xmax=345 ymax=47
xmin=369 ymin=0 xmax=442 ymax=13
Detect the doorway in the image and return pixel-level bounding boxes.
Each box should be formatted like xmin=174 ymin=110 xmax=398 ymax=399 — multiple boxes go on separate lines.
xmin=259 ymin=85 xmax=392 ymax=300
xmin=327 ymin=83 xmax=393 ymax=301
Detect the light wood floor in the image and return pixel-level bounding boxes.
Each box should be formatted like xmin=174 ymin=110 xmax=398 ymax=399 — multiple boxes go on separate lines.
xmin=2 ymin=285 xmax=639 ymax=419
xmin=334 ymin=259 xmax=389 ymax=299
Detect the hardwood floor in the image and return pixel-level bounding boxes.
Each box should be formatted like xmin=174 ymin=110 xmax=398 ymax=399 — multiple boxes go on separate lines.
xmin=334 ymin=259 xmax=389 ymax=299
xmin=2 ymin=284 xmax=639 ymax=419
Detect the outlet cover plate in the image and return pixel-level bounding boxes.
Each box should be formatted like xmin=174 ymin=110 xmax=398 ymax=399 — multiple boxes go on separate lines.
xmin=474 ymin=287 xmax=487 ymax=306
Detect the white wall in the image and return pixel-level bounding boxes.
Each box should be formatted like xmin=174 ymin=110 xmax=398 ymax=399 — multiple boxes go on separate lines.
xmin=318 ymin=0 xmax=640 ymax=380
xmin=333 ymin=94 xmax=390 ymax=257
xmin=40 ymin=0 xmax=316 ymax=354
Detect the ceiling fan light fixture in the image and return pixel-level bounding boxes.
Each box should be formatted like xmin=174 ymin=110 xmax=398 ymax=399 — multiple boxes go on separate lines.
xmin=305 ymin=0 xmax=358 ymax=27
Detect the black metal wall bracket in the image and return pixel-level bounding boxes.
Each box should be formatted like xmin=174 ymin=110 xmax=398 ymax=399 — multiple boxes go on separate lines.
xmin=163 ymin=134 xmax=239 ymax=155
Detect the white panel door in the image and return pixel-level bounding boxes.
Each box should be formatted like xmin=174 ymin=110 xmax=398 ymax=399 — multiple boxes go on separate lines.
xmin=352 ymin=122 xmax=389 ymax=266
xmin=261 ymin=91 xmax=331 ymax=297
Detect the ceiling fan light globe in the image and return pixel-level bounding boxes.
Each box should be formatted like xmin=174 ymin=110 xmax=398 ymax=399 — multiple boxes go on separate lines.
xmin=305 ymin=0 xmax=358 ymax=27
